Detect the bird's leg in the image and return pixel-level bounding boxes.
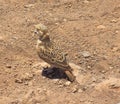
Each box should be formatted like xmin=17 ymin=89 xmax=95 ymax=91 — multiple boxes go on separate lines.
xmin=65 ymin=70 xmax=75 ymax=82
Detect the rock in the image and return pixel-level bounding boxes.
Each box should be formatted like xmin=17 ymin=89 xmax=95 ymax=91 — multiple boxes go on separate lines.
xmin=78 ymin=89 xmax=83 ymax=93
xmin=24 ymin=4 xmax=34 ymax=8
xmin=109 ymin=66 xmax=113 ymax=69
xmin=0 ymin=36 xmax=3 ymax=40
xmin=37 ymin=88 xmax=44 ymax=94
xmin=110 ymin=19 xmax=117 ymax=23
xmin=81 ymin=51 xmax=91 ymax=58
xmin=83 ymin=0 xmax=89 ymax=4
xmin=65 ymin=81 xmax=71 ymax=86
xmin=15 ymin=78 xmax=23 ymax=84
xmin=63 ymin=18 xmax=67 ymax=22
xmin=115 ymin=30 xmax=119 ymax=34
xmin=97 ymin=25 xmax=106 ymax=29
xmin=112 ymin=46 xmax=119 ymax=52
xmin=87 ymin=65 xmax=91 ymax=69
xmin=92 ymin=77 xmax=97 ymax=82
xmin=72 ymin=85 xmax=79 ymax=93
xmin=6 ymin=64 xmax=12 ymax=68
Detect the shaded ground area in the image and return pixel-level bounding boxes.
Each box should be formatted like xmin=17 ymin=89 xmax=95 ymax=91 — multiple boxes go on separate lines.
xmin=0 ymin=0 xmax=120 ymax=104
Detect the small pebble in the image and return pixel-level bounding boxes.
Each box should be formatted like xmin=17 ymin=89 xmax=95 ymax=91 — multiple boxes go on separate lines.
xmin=87 ymin=66 xmax=91 ymax=69
xmin=109 ymin=66 xmax=113 ymax=69
xmin=24 ymin=4 xmax=34 ymax=8
xmin=78 ymin=89 xmax=83 ymax=93
xmin=6 ymin=64 xmax=12 ymax=68
xmin=112 ymin=47 xmax=119 ymax=52
xmin=97 ymin=25 xmax=106 ymax=29
xmin=92 ymin=77 xmax=97 ymax=82
xmin=63 ymin=19 xmax=67 ymax=22
xmin=65 ymin=81 xmax=71 ymax=86
xmin=110 ymin=19 xmax=117 ymax=23
xmin=81 ymin=51 xmax=91 ymax=58
xmin=115 ymin=30 xmax=119 ymax=34
xmin=72 ymin=86 xmax=78 ymax=93
xmin=101 ymin=70 xmax=106 ymax=73
xmin=83 ymin=0 xmax=89 ymax=4
xmin=0 ymin=36 xmax=3 ymax=40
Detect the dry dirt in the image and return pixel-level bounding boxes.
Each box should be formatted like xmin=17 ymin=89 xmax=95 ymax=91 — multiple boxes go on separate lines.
xmin=0 ymin=0 xmax=120 ymax=104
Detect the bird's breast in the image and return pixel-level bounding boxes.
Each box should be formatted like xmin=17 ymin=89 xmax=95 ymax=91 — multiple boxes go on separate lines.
xmin=36 ymin=40 xmax=44 ymax=52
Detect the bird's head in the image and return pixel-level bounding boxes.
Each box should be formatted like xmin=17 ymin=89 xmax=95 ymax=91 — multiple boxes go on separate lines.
xmin=34 ymin=23 xmax=49 ymax=41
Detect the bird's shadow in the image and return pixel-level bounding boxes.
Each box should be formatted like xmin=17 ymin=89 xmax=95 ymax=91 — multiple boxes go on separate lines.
xmin=42 ymin=67 xmax=68 ymax=80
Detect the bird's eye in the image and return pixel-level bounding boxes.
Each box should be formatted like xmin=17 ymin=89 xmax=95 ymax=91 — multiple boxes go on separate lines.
xmin=34 ymin=30 xmax=39 ymax=34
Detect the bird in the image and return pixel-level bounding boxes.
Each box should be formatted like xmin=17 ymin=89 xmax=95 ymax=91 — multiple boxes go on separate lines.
xmin=34 ymin=23 xmax=75 ymax=82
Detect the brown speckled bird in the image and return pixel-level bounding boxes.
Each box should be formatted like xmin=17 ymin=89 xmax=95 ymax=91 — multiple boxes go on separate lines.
xmin=34 ymin=23 xmax=75 ymax=82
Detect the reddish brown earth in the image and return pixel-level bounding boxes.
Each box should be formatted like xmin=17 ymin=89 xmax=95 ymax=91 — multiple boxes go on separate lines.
xmin=0 ymin=0 xmax=120 ymax=104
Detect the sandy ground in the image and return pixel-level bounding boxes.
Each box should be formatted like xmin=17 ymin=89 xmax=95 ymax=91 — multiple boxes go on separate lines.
xmin=0 ymin=0 xmax=120 ymax=104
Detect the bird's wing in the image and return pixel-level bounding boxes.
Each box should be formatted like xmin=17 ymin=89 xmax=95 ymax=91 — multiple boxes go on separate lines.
xmin=40 ymin=46 xmax=70 ymax=69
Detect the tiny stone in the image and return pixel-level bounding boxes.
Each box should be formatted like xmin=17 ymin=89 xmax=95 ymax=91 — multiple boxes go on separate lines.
xmin=115 ymin=30 xmax=119 ymax=33
xmin=72 ymin=87 xmax=78 ymax=93
xmin=63 ymin=19 xmax=67 ymax=22
xmin=15 ymin=79 xmax=23 ymax=83
xmin=81 ymin=51 xmax=91 ymax=58
xmin=78 ymin=89 xmax=83 ymax=93
xmin=55 ymin=22 xmax=59 ymax=25
xmin=112 ymin=47 xmax=118 ymax=52
xmin=109 ymin=66 xmax=113 ymax=69
xmin=97 ymin=25 xmax=106 ymax=29
xmin=87 ymin=66 xmax=91 ymax=69
xmin=24 ymin=4 xmax=34 ymax=8
xmin=83 ymin=0 xmax=89 ymax=4
xmin=101 ymin=70 xmax=106 ymax=73
xmin=54 ymin=18 xmax=58 ymax=21
xmin=82 ymin=86 xmax=87 ymax=91
xmin=24 ymin=82 xmax=28 ymax=85
xmin=42 ymin=76 xmax=46 ymax=79
xmin=92 ymin=77 xmax=96 ymax=82
xmin=6 ymin=65 xmax=12 ymax=68
xmin=0 ymin=36 xmax=3 ymax=40
xmin=65 ymin=81 xmax=71 ymax=86
xmin=110 ymin=19 xmax=117 ymax=23
xmin=58 ymin=84 xmax=64 ymax=88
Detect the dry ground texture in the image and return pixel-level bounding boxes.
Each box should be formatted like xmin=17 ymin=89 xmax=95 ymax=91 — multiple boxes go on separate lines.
xmin=0 ymin=0 xmax=120 ymax=104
